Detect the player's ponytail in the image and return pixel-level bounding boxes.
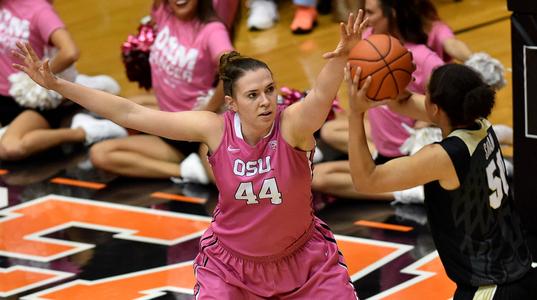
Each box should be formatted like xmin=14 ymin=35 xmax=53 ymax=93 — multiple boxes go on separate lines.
xmin=219 ymin=51 xmax=270 ymax=97
xmin=429 ymin=64 xmax=496 ymax=127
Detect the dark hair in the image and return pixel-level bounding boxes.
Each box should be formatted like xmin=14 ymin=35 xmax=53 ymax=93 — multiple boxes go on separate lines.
xmin=417 ymin=0 xmax=440 ymax=22
xmin=428 ymin=64 xmax=496 ymax=127
xmin=196 ymin=0 xmax=218 ymax=23
xmin=219 ymin=51 xmax=271 ymax=97
xmin=378 ymin=0 xmax=429 ymax=44
xmin=163 ymin=0 xmax=219 ymax=23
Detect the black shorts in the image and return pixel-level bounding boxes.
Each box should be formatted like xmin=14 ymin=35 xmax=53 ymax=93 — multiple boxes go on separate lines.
xmin=374 ymin=153 xmax=401 ymax=165
xmin=0 ymin=94 xmax=77 ymax=128
xmin=454 ymin=267 xmax=537 ymax=300
xmin=161 ymin=137 xmax=200 ymax=157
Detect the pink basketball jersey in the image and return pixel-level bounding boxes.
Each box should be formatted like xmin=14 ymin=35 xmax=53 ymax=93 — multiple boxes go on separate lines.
xmin=208 ymin=106 xmax=315 ymax=257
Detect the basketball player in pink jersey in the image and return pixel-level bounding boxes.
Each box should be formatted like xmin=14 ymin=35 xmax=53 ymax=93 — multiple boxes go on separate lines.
xmin=13 ymin=10 xmax=368 ymax=300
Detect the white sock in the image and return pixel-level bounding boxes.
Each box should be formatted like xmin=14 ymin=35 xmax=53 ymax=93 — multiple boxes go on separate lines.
xmin=312 ymin=146 xmax=323 ymax=163
xmin=0 ymin=125 xmax=8 ymax=139
xmin=179 ymin=153 xmax=210 ymax=184
xmin=492 ymin=124 xmax=513 ymax=145
xmin=392 ymin=185 xmax=425 ymax=205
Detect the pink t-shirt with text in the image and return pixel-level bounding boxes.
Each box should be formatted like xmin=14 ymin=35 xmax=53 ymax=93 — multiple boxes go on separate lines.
xmin=150 ymin=4 xmax=233 ymax=112
xmin=0 ymin=0 xmax=64 ymax=95
xmin=363 ymin=29 xmax=444 ymax=157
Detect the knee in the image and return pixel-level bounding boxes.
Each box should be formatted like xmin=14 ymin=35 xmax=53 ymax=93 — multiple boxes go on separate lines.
xmin=0 ymin=140 xmax=26 ymax=161
xmin=311 ymin=168 xmax=329 ymax=192
xmin=89 ymin=141 xmax=116 ymax=169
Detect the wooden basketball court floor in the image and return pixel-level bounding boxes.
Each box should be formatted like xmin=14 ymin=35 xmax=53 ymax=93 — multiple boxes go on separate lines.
xmin=0 ymin=0 xmax=527 ymax=299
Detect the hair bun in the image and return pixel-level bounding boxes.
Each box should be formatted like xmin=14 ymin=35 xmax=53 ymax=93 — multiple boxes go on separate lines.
xmin=219 ymin=51 xmax=241 ymax=79
xmin=463 ymin=85 xmax=495 ymax=124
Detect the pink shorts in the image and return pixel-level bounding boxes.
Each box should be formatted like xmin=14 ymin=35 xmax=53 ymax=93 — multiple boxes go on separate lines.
xmin=193 ymin=217 xmax=358 ymax=299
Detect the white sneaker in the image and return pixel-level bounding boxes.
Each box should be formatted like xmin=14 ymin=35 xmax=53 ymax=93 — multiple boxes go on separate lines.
xmin=392 ymin=185 xmax=425 ymax=205
xmin=71 ymin=113 xmax=128 ymax=145
xmin=75 ymin=74 xmax=121 ymax=95
xmin=177 ymin=153 xmax=210 ymax=185
xmin=247 ymin=0 xmax=278 ymax=30
xmin=0 ymin=126 xmax=8 ymax=140
xmin=77 ymin=158 xmax=94 ymax=171
xmin=503 ymin=158 xmax=513 ymax=178
xmin=312 ymin=146 xmax=323 ymax=163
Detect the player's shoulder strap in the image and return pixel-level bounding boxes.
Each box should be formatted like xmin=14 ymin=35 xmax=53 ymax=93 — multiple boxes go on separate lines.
xmin=438 ymin=118 xmax=491 ymax=183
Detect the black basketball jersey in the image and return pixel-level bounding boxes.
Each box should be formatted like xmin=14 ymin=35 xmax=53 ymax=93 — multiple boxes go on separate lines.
xmin=424 ymin=118 xmax=531 ymax=287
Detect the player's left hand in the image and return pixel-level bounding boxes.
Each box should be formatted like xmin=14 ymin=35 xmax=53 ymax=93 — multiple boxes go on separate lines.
xmin=346 ymin=64 xmax=389 ymax=113
xmin=323 ymin=9 xmax=368 ymax=59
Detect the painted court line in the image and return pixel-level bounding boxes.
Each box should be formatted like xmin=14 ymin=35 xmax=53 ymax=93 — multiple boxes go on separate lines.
xmin=354 ymin=220 xmax=413 ymax=232
xmin=0 ymin=187 xmax=7 ymax=208
xmin=151 ymin=192 xmax=206 ymax=204
xmin=50 ymin=178 xmax=106 ymax=190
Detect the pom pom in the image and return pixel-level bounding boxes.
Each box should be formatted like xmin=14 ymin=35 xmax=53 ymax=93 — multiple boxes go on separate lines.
xmin=278 ymin=86 xmax=343 ymax=121
xmin=464 ymin=52 xmax=507 ymax=90
xmin=399 ymin=124 xmax=442 ymax=155
xmin=8 ymin=72 xmax=63 ymax=110
xmin=121 ymin=16 xmax=156 ymax=90
xmin=279 ymin=86 xmax=305 ymax=106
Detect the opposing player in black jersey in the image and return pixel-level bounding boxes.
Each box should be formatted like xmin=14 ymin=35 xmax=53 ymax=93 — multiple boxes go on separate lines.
xmin=347 ymin=63 xmax=536 ymax=300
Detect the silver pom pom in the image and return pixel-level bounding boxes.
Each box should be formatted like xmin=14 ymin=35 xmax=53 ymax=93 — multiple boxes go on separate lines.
xmin=464 ymin=52 xmax=507 ymax=90
xmin=399 ymin=124 xmax=443 ymax=156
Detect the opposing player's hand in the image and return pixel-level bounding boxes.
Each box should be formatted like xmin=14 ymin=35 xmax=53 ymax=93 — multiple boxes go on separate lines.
xmin=323 ymin=9 xmax=368 ymax=59
xmin=346 ymin=64 xmax=389 ymax=113
xmin=12 ymin=42 xmax=58 ymax=90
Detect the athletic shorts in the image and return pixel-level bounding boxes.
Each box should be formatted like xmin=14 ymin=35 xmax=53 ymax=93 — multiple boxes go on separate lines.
xmin=161 ymin=137 xmax=200 ymax=157
xmin=193 ymin=217 xmax=358 ymax=299
xmin=0 ymin=94 xmax=76 ymax=128
xmin=453 ymin=266 xmax=537 ymax=300
xmin=374 ymin=153 xmax=401 ymax=165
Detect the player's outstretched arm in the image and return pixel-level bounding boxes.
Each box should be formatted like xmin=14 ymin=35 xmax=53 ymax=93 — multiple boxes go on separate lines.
xmin=12 ymin=42 xmax=222 ymax=146
xmin=283 ymin=10 xmax=367 ymax=146
xmin=346 ymin=67 xmax=455 ymax=193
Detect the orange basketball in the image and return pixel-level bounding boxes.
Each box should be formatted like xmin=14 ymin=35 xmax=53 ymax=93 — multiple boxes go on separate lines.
xmin=348 ymin=34 xmax=415 ymax=101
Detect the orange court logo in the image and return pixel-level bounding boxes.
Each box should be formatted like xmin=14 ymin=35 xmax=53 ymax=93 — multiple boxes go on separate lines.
xmin=0 ymin=195 xmax=456 ymax=299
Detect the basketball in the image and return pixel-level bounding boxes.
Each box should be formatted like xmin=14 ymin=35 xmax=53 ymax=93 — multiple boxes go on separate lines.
xmin=348 ymin=34 xmax=415 ymax=101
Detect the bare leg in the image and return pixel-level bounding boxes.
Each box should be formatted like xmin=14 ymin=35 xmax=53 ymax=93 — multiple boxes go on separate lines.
xmin=89 ymin=135 xmax=184 ymax=178
xmin=320 ymin=113 xmax=375 ymax=154
xmin=312 ymin=160 xmax=393 ymax=200
xmin=0 ymin=110 xmax=85 ymax=161
xmin=320 ymin=117 xmax=349 ymax=153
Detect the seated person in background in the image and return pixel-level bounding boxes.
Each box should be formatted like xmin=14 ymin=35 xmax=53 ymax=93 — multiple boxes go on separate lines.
xmin=0 ymin=0 xmax=126 ymax=161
